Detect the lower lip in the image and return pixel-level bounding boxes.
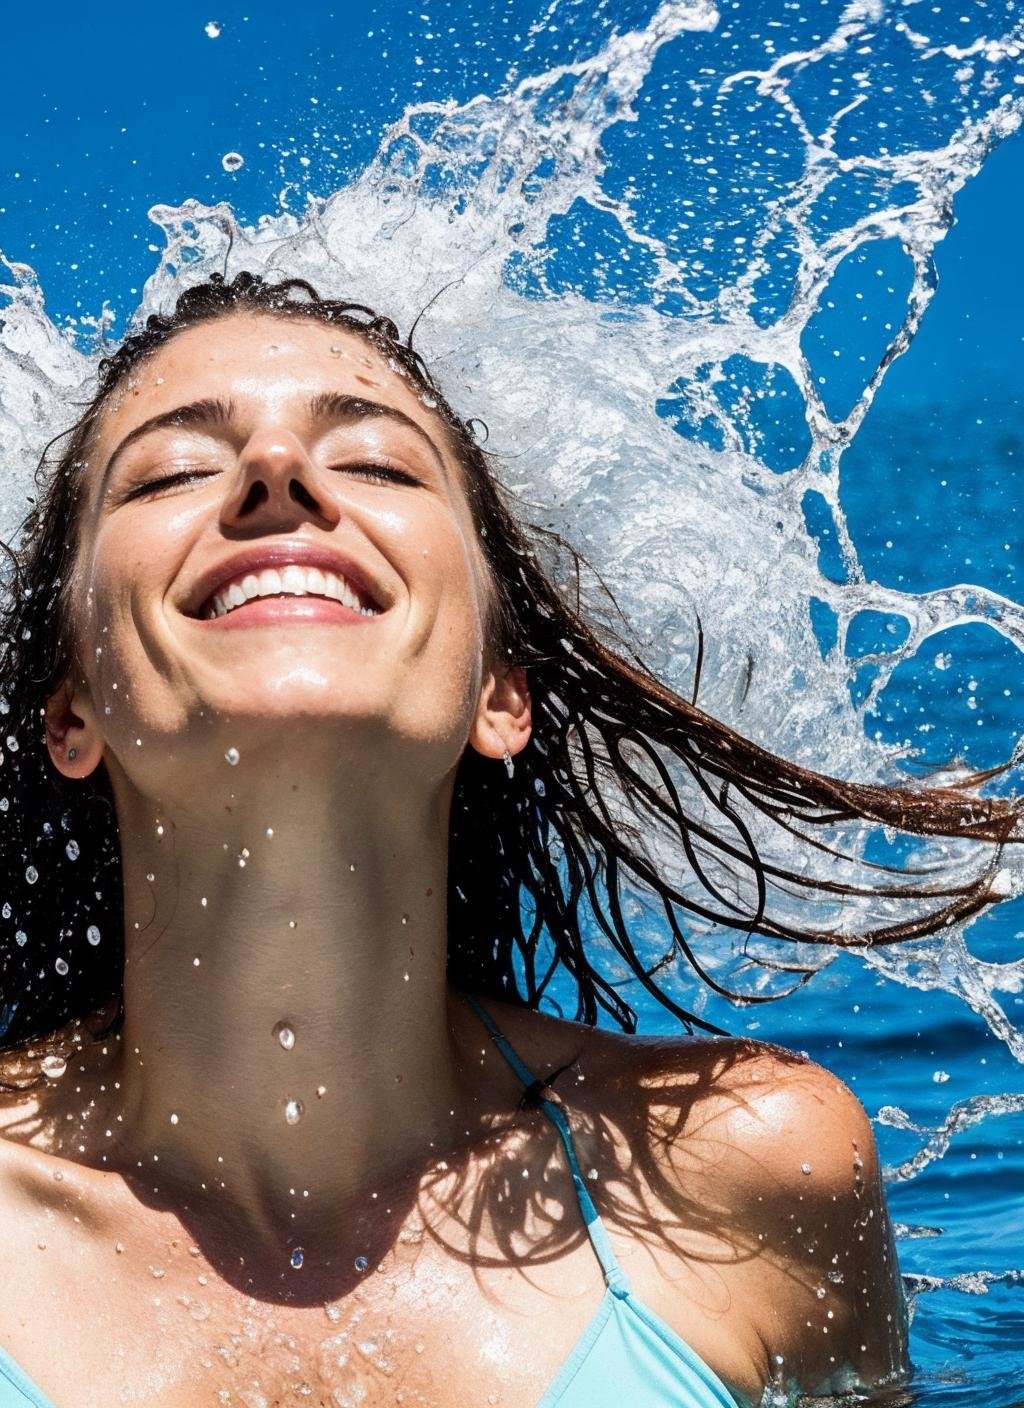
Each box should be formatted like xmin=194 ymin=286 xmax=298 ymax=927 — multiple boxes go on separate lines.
xmin=196 ymin=596 xmax=380 ymax=628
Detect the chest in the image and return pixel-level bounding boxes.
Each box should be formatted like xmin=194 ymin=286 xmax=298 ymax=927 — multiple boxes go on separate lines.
xmin=1 ymin=1219 xmax=625 ymax=1408
xmin=0 ymin=1216 xmax=766 ymax=1408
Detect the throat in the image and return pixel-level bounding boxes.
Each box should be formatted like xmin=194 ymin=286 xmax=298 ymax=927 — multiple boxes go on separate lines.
xmin=92 ymin=786 xmax=467 ymax=1244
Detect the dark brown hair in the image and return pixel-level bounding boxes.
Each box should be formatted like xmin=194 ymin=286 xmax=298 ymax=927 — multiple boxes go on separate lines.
xmin=0 ymin=271 xmax=1019 ymax=1061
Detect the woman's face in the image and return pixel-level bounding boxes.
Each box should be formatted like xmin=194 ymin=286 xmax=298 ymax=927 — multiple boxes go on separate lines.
xmin=62 ymin=312 xmax=511 ymax=795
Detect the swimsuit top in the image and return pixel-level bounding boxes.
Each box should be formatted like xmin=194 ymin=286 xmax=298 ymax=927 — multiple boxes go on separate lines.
xmin=0 ymin=995 xmax=741 ymax=1408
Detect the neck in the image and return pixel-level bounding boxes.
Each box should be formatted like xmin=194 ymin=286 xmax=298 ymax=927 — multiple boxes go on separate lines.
xmin=94 ymin=758 xmax=483 ymax=1263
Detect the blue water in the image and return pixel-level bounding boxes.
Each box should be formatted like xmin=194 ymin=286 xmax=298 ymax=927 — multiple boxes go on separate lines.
xmin=2 ymin=2 xmax=1023 ymax=1403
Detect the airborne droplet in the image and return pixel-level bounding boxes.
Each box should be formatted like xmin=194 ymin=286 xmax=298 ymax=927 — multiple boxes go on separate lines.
xmin=86 ymin=925 xmax=101 ymax=946
xmin=55 ymin=957 xmax=69 ymax=976
xmin=222 ymin=152 xmax=244 ymax=174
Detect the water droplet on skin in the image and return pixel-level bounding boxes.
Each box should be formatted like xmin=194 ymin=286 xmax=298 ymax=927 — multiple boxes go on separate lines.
xmin=284 ymin=1098 xmax=304 ymax=1125
xmin=224 ymin=747 xmax=240 ymax=766
xmin=37 ymin=1240 xmax=46 ymax=1251
xmin=170 ymin=1113 xmax=179 ymax=1125
xmin=115 ymin=1242 xmax=125 ymax=1254
xmin=316 ymin=1085 xmax=326 ymax=1099
xmin=273 ymin=1022 xmax=296 ymax=1051
xmin=86 ymin=925 xmax=101 ymax=946
xmin=290 ymin=1247 xmax=305 ymax=1269
xmin=150 ymin=1267 xmax=165 ymax=1279
xmin=354 ymin=1256 xmax=368 ymax=1273
xmin=801 ymin=1162 xmax=812 ymax=1175
xmin=25 ymin=865 xmax=38 ymax=885
xmin=55 ymin=957 xmax=69 ymax=976
xmin=815 ymin=1286 xmax=826 ymax=1299
xmin=221 ymin=151 xmax=244 ymax=173
xmin=41 ymin=1054 xmax=67 ymax=1079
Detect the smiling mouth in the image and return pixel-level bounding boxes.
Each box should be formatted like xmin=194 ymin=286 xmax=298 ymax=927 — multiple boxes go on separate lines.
xmin=201 ymin=565 xmax=381 ymax=621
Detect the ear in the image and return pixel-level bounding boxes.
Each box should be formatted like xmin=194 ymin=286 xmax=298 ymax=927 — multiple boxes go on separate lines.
xmin=467 ymin=660 xmax=532 ymax=763
xmin=44 ymin=678 xmax=104 ymax=780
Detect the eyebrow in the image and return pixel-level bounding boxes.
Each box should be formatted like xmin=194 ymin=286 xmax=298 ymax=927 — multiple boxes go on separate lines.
xmin=100 ymin=391 xmax=448 ymax=488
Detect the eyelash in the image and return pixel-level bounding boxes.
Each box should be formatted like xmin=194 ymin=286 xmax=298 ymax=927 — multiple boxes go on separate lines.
xmin=123 ymin=462 xmax=421 ymax=502
xmin=123 ymin=468 xmax=216 ymax=502
xmin=329 ymin=463 xmax=421 ymax=488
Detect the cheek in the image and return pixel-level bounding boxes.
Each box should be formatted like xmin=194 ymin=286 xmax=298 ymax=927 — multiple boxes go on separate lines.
xmin=72 ymin=506 xmax=199 ymax=688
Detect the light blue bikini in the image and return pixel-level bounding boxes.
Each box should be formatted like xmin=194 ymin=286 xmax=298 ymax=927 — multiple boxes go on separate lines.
xmin=462 ymin=993 xmax=740 ymax=1408
xmin=0 ymin=998 xmax=741 ymax=1408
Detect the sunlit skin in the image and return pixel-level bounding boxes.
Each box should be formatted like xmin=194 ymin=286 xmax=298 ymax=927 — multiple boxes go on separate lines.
xmin=0 ymin=315 xmax=908 ymax=1408
xmin=41 ymin=313 xmax=537 ymax=1232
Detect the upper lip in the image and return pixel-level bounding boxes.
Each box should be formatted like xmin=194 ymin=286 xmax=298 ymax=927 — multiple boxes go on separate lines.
xmin=183 ymin=541 xmax=390 ymax=618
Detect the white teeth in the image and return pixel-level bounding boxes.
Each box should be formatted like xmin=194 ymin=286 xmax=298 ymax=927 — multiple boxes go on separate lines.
xmin=280 ymin=565 xmax=306 ymax=595
xmin=205 ymin=565 xmax=379 ymax=619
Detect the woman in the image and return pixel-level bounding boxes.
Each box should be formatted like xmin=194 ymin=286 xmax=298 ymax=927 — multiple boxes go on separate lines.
xmin=0 ymin=273 xmax=1015 ymax=1408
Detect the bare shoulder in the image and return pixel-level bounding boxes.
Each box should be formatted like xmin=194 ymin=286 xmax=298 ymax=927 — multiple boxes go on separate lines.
xmin=486 ymin=1002 xmax=909 ymax=1400
xmin=610 ymin=1029 xmax=909 ymax=1399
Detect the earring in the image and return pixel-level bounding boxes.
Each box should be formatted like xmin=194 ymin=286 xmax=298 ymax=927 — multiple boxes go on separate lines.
xmin=67 ymin=747 xmax=78 ymax=762
xmin=501 ymin=747 xmax=514 ymax=779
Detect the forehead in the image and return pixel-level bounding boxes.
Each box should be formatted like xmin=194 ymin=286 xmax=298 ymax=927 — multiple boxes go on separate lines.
xmin=93 ymin=312 xmax=448 ymax=460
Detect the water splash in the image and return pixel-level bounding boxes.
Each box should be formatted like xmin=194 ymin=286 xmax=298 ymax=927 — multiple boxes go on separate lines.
xmin=883 ymin=1090 xmax=1024 ymax=1184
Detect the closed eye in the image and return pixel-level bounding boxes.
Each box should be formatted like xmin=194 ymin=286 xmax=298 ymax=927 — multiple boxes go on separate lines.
xmin=122 ymin=468 xmax=221 ymax=502
xmin=330 ymin=462 xmax=422 ymax=488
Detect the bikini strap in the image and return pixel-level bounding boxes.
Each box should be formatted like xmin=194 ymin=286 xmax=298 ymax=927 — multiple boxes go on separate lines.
xmin=460 ymin=991 xmax=631 ymax=1296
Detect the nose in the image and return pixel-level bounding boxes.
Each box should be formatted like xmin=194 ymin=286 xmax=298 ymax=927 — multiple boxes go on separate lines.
xmin=220 ymin=427 xmax=341 ymax=532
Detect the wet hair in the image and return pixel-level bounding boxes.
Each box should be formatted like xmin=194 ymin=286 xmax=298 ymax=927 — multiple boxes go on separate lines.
xmin=0 ymin=271 xmax=1019 ymax=1063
